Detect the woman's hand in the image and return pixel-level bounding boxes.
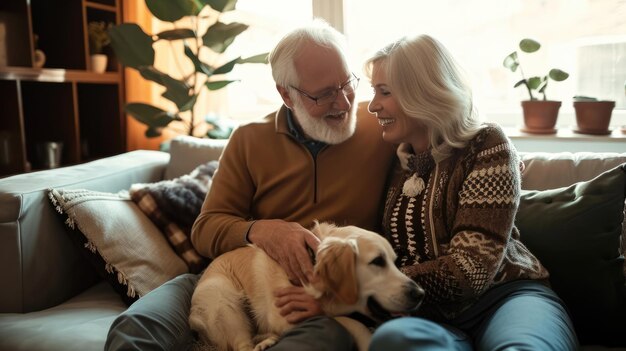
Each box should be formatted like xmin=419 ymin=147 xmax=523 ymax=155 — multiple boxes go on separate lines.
xmin=274 ymin=286 xmax=324 ymax=323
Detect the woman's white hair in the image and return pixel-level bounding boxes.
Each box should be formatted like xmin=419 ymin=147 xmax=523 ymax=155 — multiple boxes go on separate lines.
xmin=365 ymin=35 xmax=482 ymax=158
xmin=269 ymin=19 xmax=349 ymax=89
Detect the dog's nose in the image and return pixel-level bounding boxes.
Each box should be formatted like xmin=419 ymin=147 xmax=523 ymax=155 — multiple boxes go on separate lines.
xmin=406 ymin=281 xmax=425 ymax=306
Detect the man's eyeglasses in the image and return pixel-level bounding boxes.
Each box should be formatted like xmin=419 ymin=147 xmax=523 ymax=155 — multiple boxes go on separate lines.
xmin=290 ymin=74 xmax=360 ymax=106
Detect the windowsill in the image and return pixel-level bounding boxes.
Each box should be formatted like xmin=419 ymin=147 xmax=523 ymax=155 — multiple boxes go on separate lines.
xmin=504 ymin=126 xmax=626 ymax=141
xmin=503 ymin=126 xmax=626 ymax=153
xmin=483 ymin=109 xmax=626 ymax=152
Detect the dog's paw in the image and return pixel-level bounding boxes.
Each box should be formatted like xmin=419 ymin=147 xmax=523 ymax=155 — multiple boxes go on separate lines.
xmin=253 ymin=336 xmax=279 ymax=351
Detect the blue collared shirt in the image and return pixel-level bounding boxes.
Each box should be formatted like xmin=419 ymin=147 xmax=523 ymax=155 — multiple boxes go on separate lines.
xmin=286 ymin=109 xmax=327 ymax=158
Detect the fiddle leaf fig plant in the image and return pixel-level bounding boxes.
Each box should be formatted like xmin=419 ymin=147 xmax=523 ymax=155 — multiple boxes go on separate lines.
xmin=108 ymin=0 xmax=268 ymax=139
xmin=503 ymin=38 xmax=569 ymax=101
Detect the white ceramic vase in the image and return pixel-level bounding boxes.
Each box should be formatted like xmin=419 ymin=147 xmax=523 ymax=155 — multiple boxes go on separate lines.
xmin=90 ymin=54 xmax=107 ymax=73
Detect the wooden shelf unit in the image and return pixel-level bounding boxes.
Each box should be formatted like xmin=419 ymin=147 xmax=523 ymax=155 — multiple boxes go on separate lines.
xmin=0 ymin=0 xmax=125 ymax=176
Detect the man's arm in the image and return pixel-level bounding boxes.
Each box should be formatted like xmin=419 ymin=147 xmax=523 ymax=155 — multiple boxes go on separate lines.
xmin=190 ymin=124 xmax=320 ymax=284
xmin=191 ymin=126 xmax=257 ymax=257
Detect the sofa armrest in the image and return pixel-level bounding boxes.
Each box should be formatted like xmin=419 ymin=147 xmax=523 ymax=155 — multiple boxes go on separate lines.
xmin=0 ymin=150 xmax=169 ymax=313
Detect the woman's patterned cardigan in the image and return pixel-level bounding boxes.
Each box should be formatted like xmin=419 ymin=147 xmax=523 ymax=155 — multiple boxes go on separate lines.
xmin=382 ymin=123 xmax=549 ymax=321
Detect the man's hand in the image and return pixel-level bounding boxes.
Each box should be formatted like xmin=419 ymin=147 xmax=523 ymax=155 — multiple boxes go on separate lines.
xmin=274 ymin=286 xmax=324 ymax=323
xmin=247 ymin=219 xmax=320 ymax=285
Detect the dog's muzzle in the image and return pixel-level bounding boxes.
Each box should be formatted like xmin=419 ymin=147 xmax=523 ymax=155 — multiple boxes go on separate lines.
xmin=367 ymin=281 xmax=424 ymax=321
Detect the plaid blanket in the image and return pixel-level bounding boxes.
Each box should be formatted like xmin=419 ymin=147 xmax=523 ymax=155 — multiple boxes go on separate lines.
xmin=129 ymin=161 xmax=218 ymax=273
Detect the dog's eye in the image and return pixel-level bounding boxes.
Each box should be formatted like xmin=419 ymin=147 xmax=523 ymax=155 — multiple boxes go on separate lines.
xmin=369 ymin=255 xmax=386 ymax=267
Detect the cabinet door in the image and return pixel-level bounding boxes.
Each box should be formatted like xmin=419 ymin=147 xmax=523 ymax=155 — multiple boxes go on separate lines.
xmin=0 ymin=1 xmax=33 ymax=67
xmin=21 ymin=81 xmax=79 ymax=170
xmin=30 ymin=0 xmax=86 ymax=70
xmin=0 ymin=80 xmax=27 ymax=175
xmin=77 ymin=83 xmax=124 ymax=160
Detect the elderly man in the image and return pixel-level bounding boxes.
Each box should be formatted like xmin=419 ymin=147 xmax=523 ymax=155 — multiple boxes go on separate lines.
xmin=106 ymin=20 xmax=394 ymax=351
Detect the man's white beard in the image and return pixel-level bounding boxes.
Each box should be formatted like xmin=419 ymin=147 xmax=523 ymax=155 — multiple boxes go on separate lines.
xmin=291 ymin=97 xmax=357 ymax=145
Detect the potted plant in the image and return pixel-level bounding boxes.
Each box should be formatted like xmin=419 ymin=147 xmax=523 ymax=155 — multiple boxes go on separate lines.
xmin=572 ymin=96 xmax=615 ymax=135
xmin=88 ymin=21 xmax=113 ymax=73
xmin=503 ymin=38 xmax=569 ymax=134
xmin=108 ymin=0 xmax=268 ymax=139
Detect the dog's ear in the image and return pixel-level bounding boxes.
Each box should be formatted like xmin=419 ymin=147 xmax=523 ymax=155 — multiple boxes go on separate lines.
xmin=311 ymin=221 xmax=336 ymax=240
xmin=314 ymin=238 xmax=358 ymax=305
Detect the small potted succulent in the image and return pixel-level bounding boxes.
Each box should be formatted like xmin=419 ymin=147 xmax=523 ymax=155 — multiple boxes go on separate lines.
xmin=88 ymin=21 xmax=113 ymax=73
xmin=572 ymin=95 xmax=615 ymax=135
xmin=503 ymin=38 xmax=569 ymax=134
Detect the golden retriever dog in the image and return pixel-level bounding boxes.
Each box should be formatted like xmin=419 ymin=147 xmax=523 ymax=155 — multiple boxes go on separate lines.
xmin=189 ymin=222 xmax=423 ymax=351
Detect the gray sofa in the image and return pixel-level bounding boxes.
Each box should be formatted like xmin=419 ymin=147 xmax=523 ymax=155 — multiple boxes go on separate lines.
xmin=0 ymin=135 xmax=624 ymax=350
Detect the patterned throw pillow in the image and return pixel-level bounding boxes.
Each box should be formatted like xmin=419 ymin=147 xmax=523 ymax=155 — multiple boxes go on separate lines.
xmin=129 ymin=161 xmax=218 ymax=273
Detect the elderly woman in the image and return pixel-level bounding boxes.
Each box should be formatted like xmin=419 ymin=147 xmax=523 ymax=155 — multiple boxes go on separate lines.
xmin=365 ymin=34 xmax=578 ymax=351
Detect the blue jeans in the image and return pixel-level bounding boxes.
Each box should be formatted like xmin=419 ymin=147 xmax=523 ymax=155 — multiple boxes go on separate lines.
xmin=105 ymin=273 xmax=353 ymax=350
xmin=369 ymin=280 xmax=578 ymax=351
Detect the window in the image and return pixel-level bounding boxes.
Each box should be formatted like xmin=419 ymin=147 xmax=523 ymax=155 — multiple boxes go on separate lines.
xmin=342 ymin=0 xmax=626 ymax=128
xmin=218 ymin=0 xmax=625 ymax=129
xmin=222 ymin=0 xmax=312 ymax=120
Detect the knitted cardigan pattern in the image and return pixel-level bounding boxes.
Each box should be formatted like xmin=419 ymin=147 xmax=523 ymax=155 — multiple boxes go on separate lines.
xmin=382 ymin=123 xmax=549 ymax=321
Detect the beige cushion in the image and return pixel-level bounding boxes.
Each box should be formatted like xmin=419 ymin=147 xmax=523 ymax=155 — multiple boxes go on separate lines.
xmin=520 ymin=152 xmax=626 ymax=190
xmin=48 ymin=189 xmax=187 ymax=303
xmin=165 ymin=136 xmax=228 ymax=179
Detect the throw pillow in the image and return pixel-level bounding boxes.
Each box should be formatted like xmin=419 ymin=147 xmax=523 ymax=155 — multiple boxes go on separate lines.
xmin=48 ymin=189 xmax=188 ymax=305
xmin=516 ymin=163 xmax=626 ymax=346
xmin=165 ymin=135 xmax=228 ymax=179
xmin=130 ymin=161 xmax=218 ymax=273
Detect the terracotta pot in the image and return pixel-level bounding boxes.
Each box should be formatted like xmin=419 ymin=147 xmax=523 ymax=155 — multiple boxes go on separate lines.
xmin=521 ymin=100 xmax=561 ymax=134
xmin=573 ymin=101 xmax=615 ymax=135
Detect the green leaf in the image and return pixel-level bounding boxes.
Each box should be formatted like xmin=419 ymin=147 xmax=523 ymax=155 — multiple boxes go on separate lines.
xmin=184 ymin=44 xmax=214 ymax=76
xmin=145 ymin=126 xmax=163 ymax=138
xmin=205 ymin=80 xmax=237 ymax=90
xmin=527 ymin=76 xmax=543 ymax=90
xmin=503 ymin=51 xmax=518 ymax=72
xmin=125 ymin=103 xmax=178 ymax=128
xmin=202 ymin=21 xmax=248 ymax=53
xmin=156 ymin=28 xmax=196 ymax=41
xmin=573 ymin=95 xmax=598 ymax=101
xmin=162 ymin=90 xmax=196 ymax=112
xmin=202 ymin=0 xmax=238 ymax=12
xmin=213 ymin=57 xmax=239 ymax=74
xmin=239 ymin=52 xmax=269 ymax=64
xmin=179 ymin=94 xmax=199 ymax=112
xmin=537 ymin=80 xmax=548 ymax=93
xmin=549 ymin=68 xmax=569 ymax=82
xmin=513 ymin=79 xmax=527 ymax=88
xmin=138 ymin=67 xmax=194 ymax=110
xmin=213 ymin=53 xmax=268 ymax=75
xmin=138 ymin=66 xmax=190 ymax=91
xmin=145 ymin=0 xmax=205 ymax=22
xmin=519 ymin=38 xmax=540 ymax=53
xmin=108 ymin=23 xmax=155 ymax=68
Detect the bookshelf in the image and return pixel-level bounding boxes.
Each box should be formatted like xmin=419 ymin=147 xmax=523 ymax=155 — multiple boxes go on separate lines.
xmin=0 ymin=0 xmax=125 ymax=176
